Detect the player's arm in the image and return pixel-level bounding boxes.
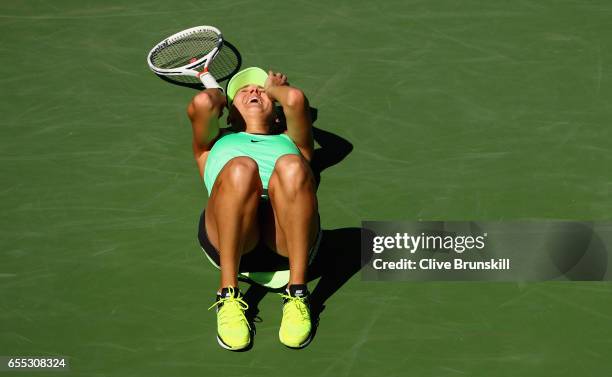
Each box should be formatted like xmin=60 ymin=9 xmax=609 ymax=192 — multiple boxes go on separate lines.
xmin=264 ymin=71 xmax=314 ymax=161
xmin=186 ymin=88 xmax=226 ymax=174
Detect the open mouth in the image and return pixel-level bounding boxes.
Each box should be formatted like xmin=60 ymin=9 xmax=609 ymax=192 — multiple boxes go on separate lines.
xmin=247 ymin=96 xmax=261 ymax=104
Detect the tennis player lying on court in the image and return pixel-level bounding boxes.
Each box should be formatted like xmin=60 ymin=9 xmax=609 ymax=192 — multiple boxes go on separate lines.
xmin=187 ymin=67 xmax=320 ymax=350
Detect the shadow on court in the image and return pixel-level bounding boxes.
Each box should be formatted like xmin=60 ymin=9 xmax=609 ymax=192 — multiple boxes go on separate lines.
xmin=203 ymin=234 xmax=369 ymax=352
xmin=244 ymin=227 xmax=375 ymax=345
xmin=241 ymin=112 xmax=375 ymax=344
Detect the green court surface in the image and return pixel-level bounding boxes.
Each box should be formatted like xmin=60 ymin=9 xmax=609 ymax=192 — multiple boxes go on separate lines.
xmin=2 ymin=1 xmax=612 ymax=376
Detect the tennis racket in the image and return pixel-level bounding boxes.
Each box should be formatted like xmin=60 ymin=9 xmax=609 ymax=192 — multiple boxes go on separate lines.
xmin=147 ymin=26 xmax=225 ymax=90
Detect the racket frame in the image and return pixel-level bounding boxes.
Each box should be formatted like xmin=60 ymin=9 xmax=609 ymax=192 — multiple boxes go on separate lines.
xmin=146 ymin=25 xmax=223 ymax=79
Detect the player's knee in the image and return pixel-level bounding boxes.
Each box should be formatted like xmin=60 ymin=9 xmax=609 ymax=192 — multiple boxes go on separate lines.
xmin=222 ymin=157 xmax=261 ymax=193
xmin=273 ymin=154 xmax=311 ymax=188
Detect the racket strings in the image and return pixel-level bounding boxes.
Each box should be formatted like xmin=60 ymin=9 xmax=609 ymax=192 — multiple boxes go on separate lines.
xmin=150 ymin=31 xmax=219 ymax=70
xmin=148 ymin=27 xmax=241 ymax=87
xmin=209 ymin=46 xmax=239 ymax=81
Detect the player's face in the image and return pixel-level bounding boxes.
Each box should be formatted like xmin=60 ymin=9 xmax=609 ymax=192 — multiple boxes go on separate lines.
xmin=232 ymin=84 xmax=274 ymax=119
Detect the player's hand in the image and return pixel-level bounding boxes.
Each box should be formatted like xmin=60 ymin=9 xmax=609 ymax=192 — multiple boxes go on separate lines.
xmin=264 ymin=71 xmax=288 ymax=91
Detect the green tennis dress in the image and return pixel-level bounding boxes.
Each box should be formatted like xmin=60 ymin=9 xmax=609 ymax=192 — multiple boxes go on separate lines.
xmin=204 ymin=131 xmax=301 ymax=197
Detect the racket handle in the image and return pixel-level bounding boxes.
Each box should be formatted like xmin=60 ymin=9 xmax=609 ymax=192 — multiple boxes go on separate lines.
xmin=198 ymin=71 xmax=224 ymax=92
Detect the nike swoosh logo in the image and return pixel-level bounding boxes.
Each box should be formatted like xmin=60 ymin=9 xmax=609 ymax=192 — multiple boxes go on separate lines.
xmin=250 ymin=140 xmax=263 ymax=143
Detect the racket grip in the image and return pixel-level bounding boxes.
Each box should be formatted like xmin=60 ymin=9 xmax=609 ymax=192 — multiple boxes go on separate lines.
xmin=198 ymin=71 xmax=224 ymax=92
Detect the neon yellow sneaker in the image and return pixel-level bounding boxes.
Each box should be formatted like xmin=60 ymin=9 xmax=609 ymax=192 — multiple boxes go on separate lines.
xmin=279 ymin=284 xmax=313 ymax=349
xmin=208 ymin=287 xmax=251 ymax=351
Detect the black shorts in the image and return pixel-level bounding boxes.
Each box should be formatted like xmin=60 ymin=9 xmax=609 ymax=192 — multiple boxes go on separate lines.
xmin=197 ymin=210 xmax=321 ymax=273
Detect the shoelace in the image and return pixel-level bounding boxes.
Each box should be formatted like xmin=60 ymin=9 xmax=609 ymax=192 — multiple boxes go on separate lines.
xmin=208 ymin=288 xmax=251 ymax=330
xmin=279 ymin=293 xmax=310 ymax=319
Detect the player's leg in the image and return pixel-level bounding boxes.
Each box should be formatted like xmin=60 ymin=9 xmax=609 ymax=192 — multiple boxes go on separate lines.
xmin=266 ymin=154 xmax=319 ymax=284
xmin=205 ymin=156 xmax=262 ymax=351
xmin=266 ymin=153 xmax=318 ymax=349
xmin=206 ymin=156 xmax=262 ymax=289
